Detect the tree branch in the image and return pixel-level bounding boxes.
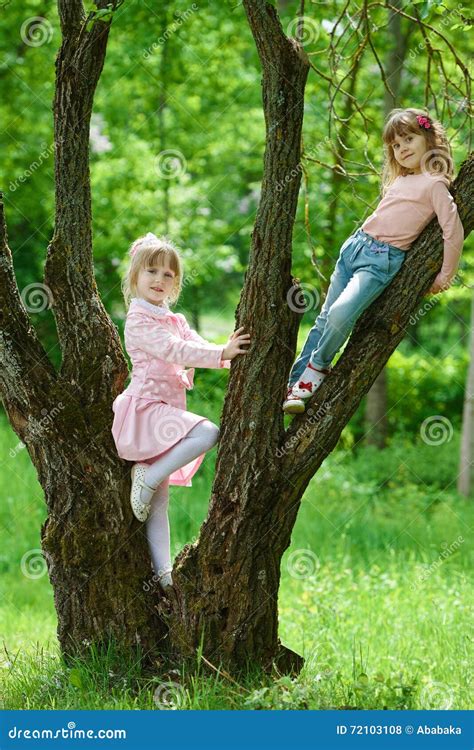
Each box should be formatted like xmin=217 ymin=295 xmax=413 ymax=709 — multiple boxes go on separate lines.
xmin=44 ymin=0 xmax=126 ymax=406
xmin=0 ymin=193 xmax=57 ymax=440
xmin=57 ymin=0 xmax=85 ymax=37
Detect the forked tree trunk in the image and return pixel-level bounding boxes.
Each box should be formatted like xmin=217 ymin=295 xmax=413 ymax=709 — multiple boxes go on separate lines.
xmin=0 ymin=0 xmax=472 ymax=678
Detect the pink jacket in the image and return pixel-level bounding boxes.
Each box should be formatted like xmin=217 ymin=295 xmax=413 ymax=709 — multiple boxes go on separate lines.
xmin=121 ymin=298 xmax=231 ymax=408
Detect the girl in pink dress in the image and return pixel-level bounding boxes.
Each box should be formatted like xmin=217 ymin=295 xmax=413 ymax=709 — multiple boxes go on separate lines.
xmin=111 ymin=233 xmax=250 ymax=592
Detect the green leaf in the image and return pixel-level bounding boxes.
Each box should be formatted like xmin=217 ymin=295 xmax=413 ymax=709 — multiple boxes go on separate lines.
xmin=86 ymin=6 xmax=114 ymax=32
xmin=69 ymin=668 xmax=83 ymax=689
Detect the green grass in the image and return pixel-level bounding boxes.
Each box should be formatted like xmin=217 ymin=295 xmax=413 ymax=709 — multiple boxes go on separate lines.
xmin=0 ymin=407 xmax=472 ymax=710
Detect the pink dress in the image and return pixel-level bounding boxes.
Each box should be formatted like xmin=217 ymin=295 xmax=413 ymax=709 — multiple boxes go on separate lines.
xmin=111 ymin=297 xmax=231 ymax=486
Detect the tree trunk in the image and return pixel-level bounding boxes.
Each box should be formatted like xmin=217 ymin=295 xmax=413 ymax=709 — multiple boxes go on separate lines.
xmin=167 ymin=0 xmax=310 ymax=675
xmin=458 ymin=290 xmax=474 ymax=496
xmin=364 ymin=368 xmax=389 ymax=447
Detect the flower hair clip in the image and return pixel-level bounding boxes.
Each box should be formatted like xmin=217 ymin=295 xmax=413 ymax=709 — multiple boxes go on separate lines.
xmin=416 ymin=114 xmax=431 ymax=129
xmin=130 ymin=231 xmax=159 ymax=257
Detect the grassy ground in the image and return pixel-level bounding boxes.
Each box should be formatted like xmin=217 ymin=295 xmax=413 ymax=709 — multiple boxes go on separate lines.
xmin=0 ymin=409 xmax=472 ymax=710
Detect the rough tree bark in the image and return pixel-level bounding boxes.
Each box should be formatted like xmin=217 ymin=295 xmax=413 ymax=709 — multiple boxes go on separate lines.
xmin=0 ymin=0 xmax=472 ymax=679
xmin=167 ymin=0 xmax=310 ymax=676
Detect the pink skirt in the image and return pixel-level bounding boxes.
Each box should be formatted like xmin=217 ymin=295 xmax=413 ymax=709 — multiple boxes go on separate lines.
xmin=111 ymin=394 xmax=209 ymax=487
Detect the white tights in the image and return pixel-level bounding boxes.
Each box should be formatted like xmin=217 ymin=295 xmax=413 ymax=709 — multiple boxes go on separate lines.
xmin=145 ymin=419 xmax=219 ymax=580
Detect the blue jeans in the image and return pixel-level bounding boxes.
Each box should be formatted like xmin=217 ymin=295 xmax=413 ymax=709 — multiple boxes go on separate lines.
xmin=288 ymin=229 xmax=406 ymax=386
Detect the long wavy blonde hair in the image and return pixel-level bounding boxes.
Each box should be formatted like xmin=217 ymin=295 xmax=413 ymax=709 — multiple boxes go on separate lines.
xmin=121 ymin=235 xmax=183 ymax=307
xmin=381 ymin=107 xmax=453 ymax=195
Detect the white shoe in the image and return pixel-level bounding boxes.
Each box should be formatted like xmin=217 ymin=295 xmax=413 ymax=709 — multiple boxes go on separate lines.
xmin=157 ymin=568 xmax=173 ymax=589
xmin=291 ymin=364 xmax=331 ymax=401
xmin=282 ymin=385 xmax=305 ymax=414
xmin=130 ymin=463 xmax=153 ymax=522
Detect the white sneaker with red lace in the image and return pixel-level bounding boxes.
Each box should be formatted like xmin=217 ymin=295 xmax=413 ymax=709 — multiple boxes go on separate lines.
xmin=291 ymin=363 xmax=331 ymax=401
xmin=282 ymin=385 xmax=305 ymax=414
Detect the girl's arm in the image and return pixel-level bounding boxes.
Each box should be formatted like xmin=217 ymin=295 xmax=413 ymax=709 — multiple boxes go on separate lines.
xmin=429 ymin=180 xmax=464 ymax=290
xmin=125 ymin=312 xmax=228 ymax=369
xmin=175 ymin=313 xmax=231 ymax=369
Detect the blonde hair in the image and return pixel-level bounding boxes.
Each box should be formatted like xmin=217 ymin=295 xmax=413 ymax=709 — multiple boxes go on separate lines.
xmin=381 ymin=107 xmax=454 ymax=194
xmin=121 ymin=235 xmax=183 ymax=306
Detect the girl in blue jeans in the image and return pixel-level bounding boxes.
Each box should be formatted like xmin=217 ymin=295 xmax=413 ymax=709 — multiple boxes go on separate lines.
xmin=283 ymin=230 xmax=406 ymax=414
xmin=283 ymin=107 xmax=464 ymax=414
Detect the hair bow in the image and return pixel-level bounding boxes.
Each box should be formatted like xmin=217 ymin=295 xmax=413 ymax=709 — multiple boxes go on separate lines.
xmin=130 ymin=232 xmax=160 ymax=257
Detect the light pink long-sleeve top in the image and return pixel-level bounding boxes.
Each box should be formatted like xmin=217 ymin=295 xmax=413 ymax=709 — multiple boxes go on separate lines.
xmin=123 ymin=297 xmax=231 ymax=403
xmin=361 ymin=173 xmax=464 ymax=278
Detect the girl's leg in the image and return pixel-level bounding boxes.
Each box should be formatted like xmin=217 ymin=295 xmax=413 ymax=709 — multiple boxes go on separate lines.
xmin=288 ymin=239 xmax=354 ymax=387
xmin=140 ymin=419 xmax=219 ymax=504
xmin=308 ymin=268 xmax=388 ymax=370
xmin=145 ymin=477 xmax=172 ymax=584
